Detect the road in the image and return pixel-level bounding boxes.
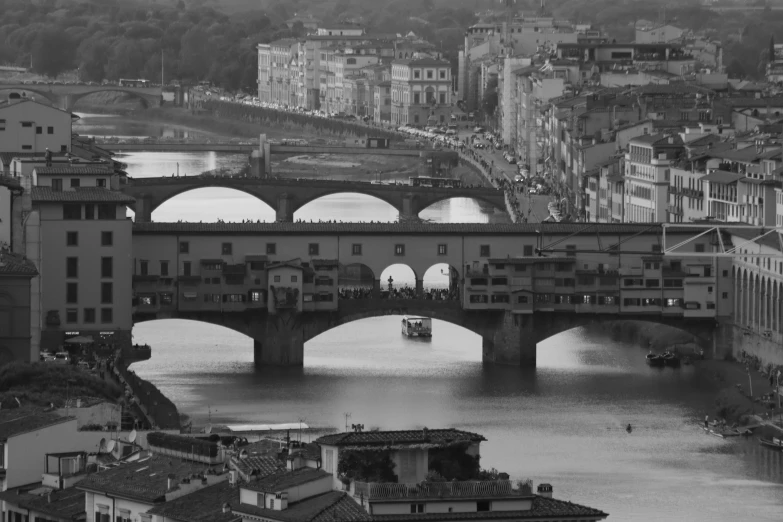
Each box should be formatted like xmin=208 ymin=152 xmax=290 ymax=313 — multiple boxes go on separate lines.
xmin=456 ymin=128 xmax=553 ymax=223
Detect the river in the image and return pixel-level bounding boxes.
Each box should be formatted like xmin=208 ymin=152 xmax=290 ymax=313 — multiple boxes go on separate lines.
xmin=76 ymin=114 xmax=783 ymax=521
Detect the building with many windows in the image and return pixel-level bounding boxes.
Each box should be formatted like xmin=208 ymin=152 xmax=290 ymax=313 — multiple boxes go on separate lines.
xmin=0 ymin=99 xmax=74 ymax=154
xmin=390 ymin=57 xmax=452 ymax=126
xmin=26 ymin=165 xmax=134 ymax=355
xmin=624 ymin=133 xmax=684 ymax=222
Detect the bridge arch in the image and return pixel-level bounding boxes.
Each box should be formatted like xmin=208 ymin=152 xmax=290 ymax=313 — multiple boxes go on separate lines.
xmin=0 ymin=88 xmax=57 ymax=105
xmin=69 ymin=89 xmax=153 ymax=110
xmin=291 ymin=190 xmax=403 ymax=217
xmin=417 ymin=193 xmax=506 ymax=216
xmin=140 ymin=184 xmax=280 ymax=221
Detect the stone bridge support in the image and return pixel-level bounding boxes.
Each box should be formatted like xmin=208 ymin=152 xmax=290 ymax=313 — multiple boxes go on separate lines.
xmin=133 ymin=196 xmax=154 ymax=223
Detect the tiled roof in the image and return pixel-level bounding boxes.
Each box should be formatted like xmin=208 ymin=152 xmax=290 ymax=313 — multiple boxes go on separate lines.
xmin=0 ymin=151 xmax=51 ymax=166
xmin=315 ymin=429 xmax=486 ymax=447
xmin=234 ymin=491 xmax=371 ymax=522
xmin=147 ymin=481 xmax=240 ymax=522
xmin=312 ymin=259 xmax=339 ymax=268
xmin=0 ymin=251 xmax=38 ymax=276
xmin=233 ymin=455 xmax=283 ymax=478
xmin=241 ymin=438 xmax=288 ymax=457
xmin=393 ymin=57 xmax=450 ymax=66
xmin=700 ymin=170 xmax=745 ymax=184
xmin=31 ymin=186 xmax=135 ymax=203
xmin=370 ymin=495 xmax=608 ymax=521
xmin=630 ymin=133 xmax=683 ymax=146
xmin=76 ymin=455 xmax=224 ymax=503
xmin=34 ymin=166 xmax=113 ymax=175
xmin=0 ymin=486 xmax=85 ymax=520
xmin=0 ymin=175 xmax=23 ymax=191
xmin=243 ymin=468 xmax=331 ymax=493
xmin=132 ymin=222 xmax=686 ymax=236
xmin=0 ymin=409 xmax=71 ymax=442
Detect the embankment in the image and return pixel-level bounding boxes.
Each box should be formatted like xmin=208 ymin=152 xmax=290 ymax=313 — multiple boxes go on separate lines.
xmin=115 ymin=353 xmax=181 ymax=430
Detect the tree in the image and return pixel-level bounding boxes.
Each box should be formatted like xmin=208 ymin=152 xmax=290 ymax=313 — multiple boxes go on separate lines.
xmin=31 ymin=28 xmax=75 ymax=78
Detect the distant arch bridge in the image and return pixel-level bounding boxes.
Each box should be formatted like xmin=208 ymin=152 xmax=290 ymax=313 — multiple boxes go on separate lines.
xmin=0 ymin=84 xmax=162 ymax=111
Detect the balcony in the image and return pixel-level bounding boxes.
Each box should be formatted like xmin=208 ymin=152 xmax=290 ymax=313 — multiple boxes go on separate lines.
xmin=353 ymin=480 xmax=517 ymax=500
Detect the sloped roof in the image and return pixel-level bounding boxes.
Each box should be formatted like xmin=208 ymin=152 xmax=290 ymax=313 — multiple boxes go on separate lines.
xmin=0 ymin=250 xmax=38 ymax=277
xmin=77 ymin=456 xmax=223 ymax=503
xmin=699 ymin=170 xmax=744 ymax=184
xmin=243 ymin=468 xmax=331 ymax=493
xmin=234 ymin=491 xmax=370 ymax=522
xmin=132 ymin=222 xmax=689 ymax=236
xmin=34 ymin=166 xmax=113 ymax=175
xmin=32 ymin=186 xmax=135 ymax=203
xmin=370 ymin=495 xmax=608 ymax=520
xmin=316 ymin=429 xmax=485 ymax=448
xmin=146 ymin=481 xmax=240 ymax=522
xmin=233 ymin=455 xmax=283 ymax=478
xmin=0 ymin=486 xmax=85 ymax=520
xmin=0 ymin=409 xmax=70 ymax=441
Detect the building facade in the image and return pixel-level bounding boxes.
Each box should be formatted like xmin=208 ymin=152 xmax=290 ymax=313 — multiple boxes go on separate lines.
xmin=390 ymin=57 xmax=452 ymax=126
xmin=0 ymin=99 xmax=73 ymax=154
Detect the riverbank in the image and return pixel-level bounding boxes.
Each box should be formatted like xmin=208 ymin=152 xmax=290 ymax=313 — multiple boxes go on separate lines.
xmin=590 ymin=320 xmax=783 ymax=434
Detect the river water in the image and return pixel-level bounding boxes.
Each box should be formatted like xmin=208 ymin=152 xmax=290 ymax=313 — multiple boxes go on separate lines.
xmin=75 ymin=114 xmax=783 ymax=521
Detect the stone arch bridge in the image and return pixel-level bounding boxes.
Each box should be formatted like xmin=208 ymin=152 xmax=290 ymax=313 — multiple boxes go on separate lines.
xmin=0 ymin=84 xmax=162 ymax=111
xmin=133 ymin=303 xmax=721 ymax=367
xmin=120 ymin=176 xmax=508 ymax=222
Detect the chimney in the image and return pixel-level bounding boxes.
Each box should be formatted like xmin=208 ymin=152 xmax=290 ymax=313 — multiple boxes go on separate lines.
xmin=229 ymin=470 xmax=238 ymax=486
xmin=668 ymin=137 xmax=674 ymax=144
xmin=167 ymin=474 xmax=177 ymax=490
xmin=537 ymin=483 xmax=553 ymax=498
xmin=223 ymin=503 xmax=231 ymax=514
xmin=76 ymin=399 xmax=81 ymax=408
xmin=47 ymin=492 xmax=52 ymax=503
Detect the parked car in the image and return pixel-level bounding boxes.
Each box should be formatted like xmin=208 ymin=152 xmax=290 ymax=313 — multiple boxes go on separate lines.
xmin=54 ymin=352 xmax=71 ymax=364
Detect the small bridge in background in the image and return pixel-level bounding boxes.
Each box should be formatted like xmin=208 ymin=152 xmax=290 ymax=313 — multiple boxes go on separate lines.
xmin=121 ymin=175 xmax=507 ymax=222
xmin=0 ymin=84 xmax=162 ymax=111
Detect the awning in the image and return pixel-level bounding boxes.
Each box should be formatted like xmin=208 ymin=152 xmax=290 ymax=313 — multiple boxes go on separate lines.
xmin=65 ymin=335 xmax=95 ymax=344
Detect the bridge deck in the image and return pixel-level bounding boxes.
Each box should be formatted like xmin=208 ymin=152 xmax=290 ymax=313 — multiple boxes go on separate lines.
xmin=106 ymin=143 xmax=427 ymax=155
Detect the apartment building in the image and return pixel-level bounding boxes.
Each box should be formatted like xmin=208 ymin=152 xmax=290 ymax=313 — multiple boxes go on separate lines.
xmin=0 ymin=99 xmax=73 ymax=154
xmin=624 ymin=133 xmax=684 ymax=223
xmin=374 ymin=80 xmax=391 ymax=123
xmin=28 ymin=165 xmax=134 ymax=354
xmin=390 ymin=57 xmax=452 ymax=126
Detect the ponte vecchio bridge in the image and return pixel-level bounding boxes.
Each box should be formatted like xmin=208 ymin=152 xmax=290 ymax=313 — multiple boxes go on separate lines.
xmin=121 ymin=175 xmax=508 ymax=222
xmin=130 ymin=222 xmax=734 ymax=366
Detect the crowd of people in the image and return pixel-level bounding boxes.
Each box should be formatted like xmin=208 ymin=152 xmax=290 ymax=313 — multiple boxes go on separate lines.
xmin=337 ymin=286 xmax=459 ymax=301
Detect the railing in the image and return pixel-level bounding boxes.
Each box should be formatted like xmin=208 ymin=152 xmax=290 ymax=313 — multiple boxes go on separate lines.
xmin=353 ymin=480 xmax=514 ymax=500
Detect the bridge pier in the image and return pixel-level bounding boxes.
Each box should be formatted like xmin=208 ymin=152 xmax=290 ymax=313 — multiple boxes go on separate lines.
xmin=481 ymin=312 xmax=537 ymax=366
xmin=276 ymin=194 xmax=295 ymax=222
xmin=400 ymin=194 xmax=421 ymax=221
xmin=134 ymin=196 xmax=154 ymax=223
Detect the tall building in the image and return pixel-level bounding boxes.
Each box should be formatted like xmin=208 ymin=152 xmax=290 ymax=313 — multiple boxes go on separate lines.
xmin=0 ymin=98 xmax=73 ymax=154
xmin=390 ymin=57 xmax=452 ymax=126
xmin=624 ymin=133 xmax=684 ymax=222
xmin=26 ymin=165 xmax=134 ymax=355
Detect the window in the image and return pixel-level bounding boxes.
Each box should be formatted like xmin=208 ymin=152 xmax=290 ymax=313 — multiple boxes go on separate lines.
xmin=274 ymin=275 xmax=281 ymax=282
xmin=480 ymin=245 xmax=490 ymax=257
xmin=291 ymin=275 xmax=298 ymax=282
xmin=523 ymin=245 xmax=533 ymax=256
xmin=469 ymin=294 xmax=489 ymax=303
xmin=70 ymin=178 xmax=80 ymax=188
xmin=427 ymin=70 xmax=433 ymax=79
xmin=410 ymin=504 xmax=425 ymax=514
xmin=101 ymin=282 xmax=113 ymax=304
xmin=477 ymin=501 xmax=490 ymax=512
xmin=183 ymin=261 xmax=191 ymax=276
xmin=36 ymin=126 xmax=42 ymax=134
xmin=47 ymin=126 xmax=54 ymax=134
xmin=22 ymin=145 xmax=32 ymax=150
xmin=97 ymin=178 xmax=106 ymax=187
xmin=309 ymin=243 xmax=320 ymax=255
xmin=722 ymin=292 xmax=728 ymax=299
xmin=414 ymin=70 xmax=420 ymax=79
xmin=97 ymin=204 xmax=114 ymax=219
xmin=694 ymin=243 xmax=705 ymax=253
xmin=52 ymin=179 xmax=63 ymax=192
xmin=66 ymin=283 xmax=78 ymax=303
xmin=645 ymin=279 xmax=660 ymax=288
xmin=266 ymin=243 xmax=277 ymax=255
xmin=103 ymin=257 xmax=114 ymax=278
xmin=66 ymin=308 xmax=78 ymax=323
xmin=101 ymin=231 xmax=113 ymax=246
xmin=63 ymin=204 xmax=81 ymax=220
xmin=439 ymin=70 xmax=446 ymax=79
xmin=352 ymin=244 xmax=362 ymax=255
xmin=84 ymin=308 xmax=96 ymax=323
xmin=517 ymin=295 xmax=529 ymax=303
xmin=160 ymin=261 xmax=169 ymax=276
xmin=179 ymin=241 xmax=189 ymax=254
xmin=395 ymin=244 xmax=405 ymax=256
xmin=414 ymin=93 xmax=420 ymax=104
xmin=250 ymin=291 xmax=264 ymax=302
xmin=67 ymin=231 xmax=78 ymax=246
xmin=100 ymin=308 xmax=113 ymax=324
xmin=66 ymin=257 xmax=78 ymax=278
xmin=491 ymin=294 xmax=509 ymax=303
xmin=0 ymin=119 xmax=4 ymax=130
xmin=84 ymin=204 xmax=95 ymax=220
xmin=222 ymin=242 xmax=233 ymax=255
xmin=437 ymin=244 xmax=447 ymax=255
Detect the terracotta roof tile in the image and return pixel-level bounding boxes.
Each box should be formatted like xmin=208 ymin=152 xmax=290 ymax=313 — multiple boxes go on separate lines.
xmin=234 ymin=491 xmax=371 ymax=522
xmin=0 ymin=409 xmax=70 ymax=442
xmin=146 ymin=481 xmax=241 ymax=522
xmin=233 ymin=455 xmax=284 ymax=478
xmin=315 ymin=429 xmax=485 ymax=447
xmin=0 ymin=486 xmax=85 ymax=520
xmin=243 ymin=468 xmax=331 ymax=493
xmin=77 ymin=455 xmax=224 ymax=503
xmin=34 ymin=166 xmax=113 ymax=175
xmin=371 ymin=495 xmax=608 ymax=521
xmin=0 ymin=251 xmax=38 ymax=276
xmin=32 ymin=186 xmax=135 ymax=203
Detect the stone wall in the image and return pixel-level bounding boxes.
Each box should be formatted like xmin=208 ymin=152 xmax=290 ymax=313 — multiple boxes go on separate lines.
xmin=200 ymin=100 xmax=402 ymax=141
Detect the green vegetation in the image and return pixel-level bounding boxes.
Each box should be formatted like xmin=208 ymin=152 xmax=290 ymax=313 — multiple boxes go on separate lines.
xmin=0 ymin=361 xmax=122 ymax=409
